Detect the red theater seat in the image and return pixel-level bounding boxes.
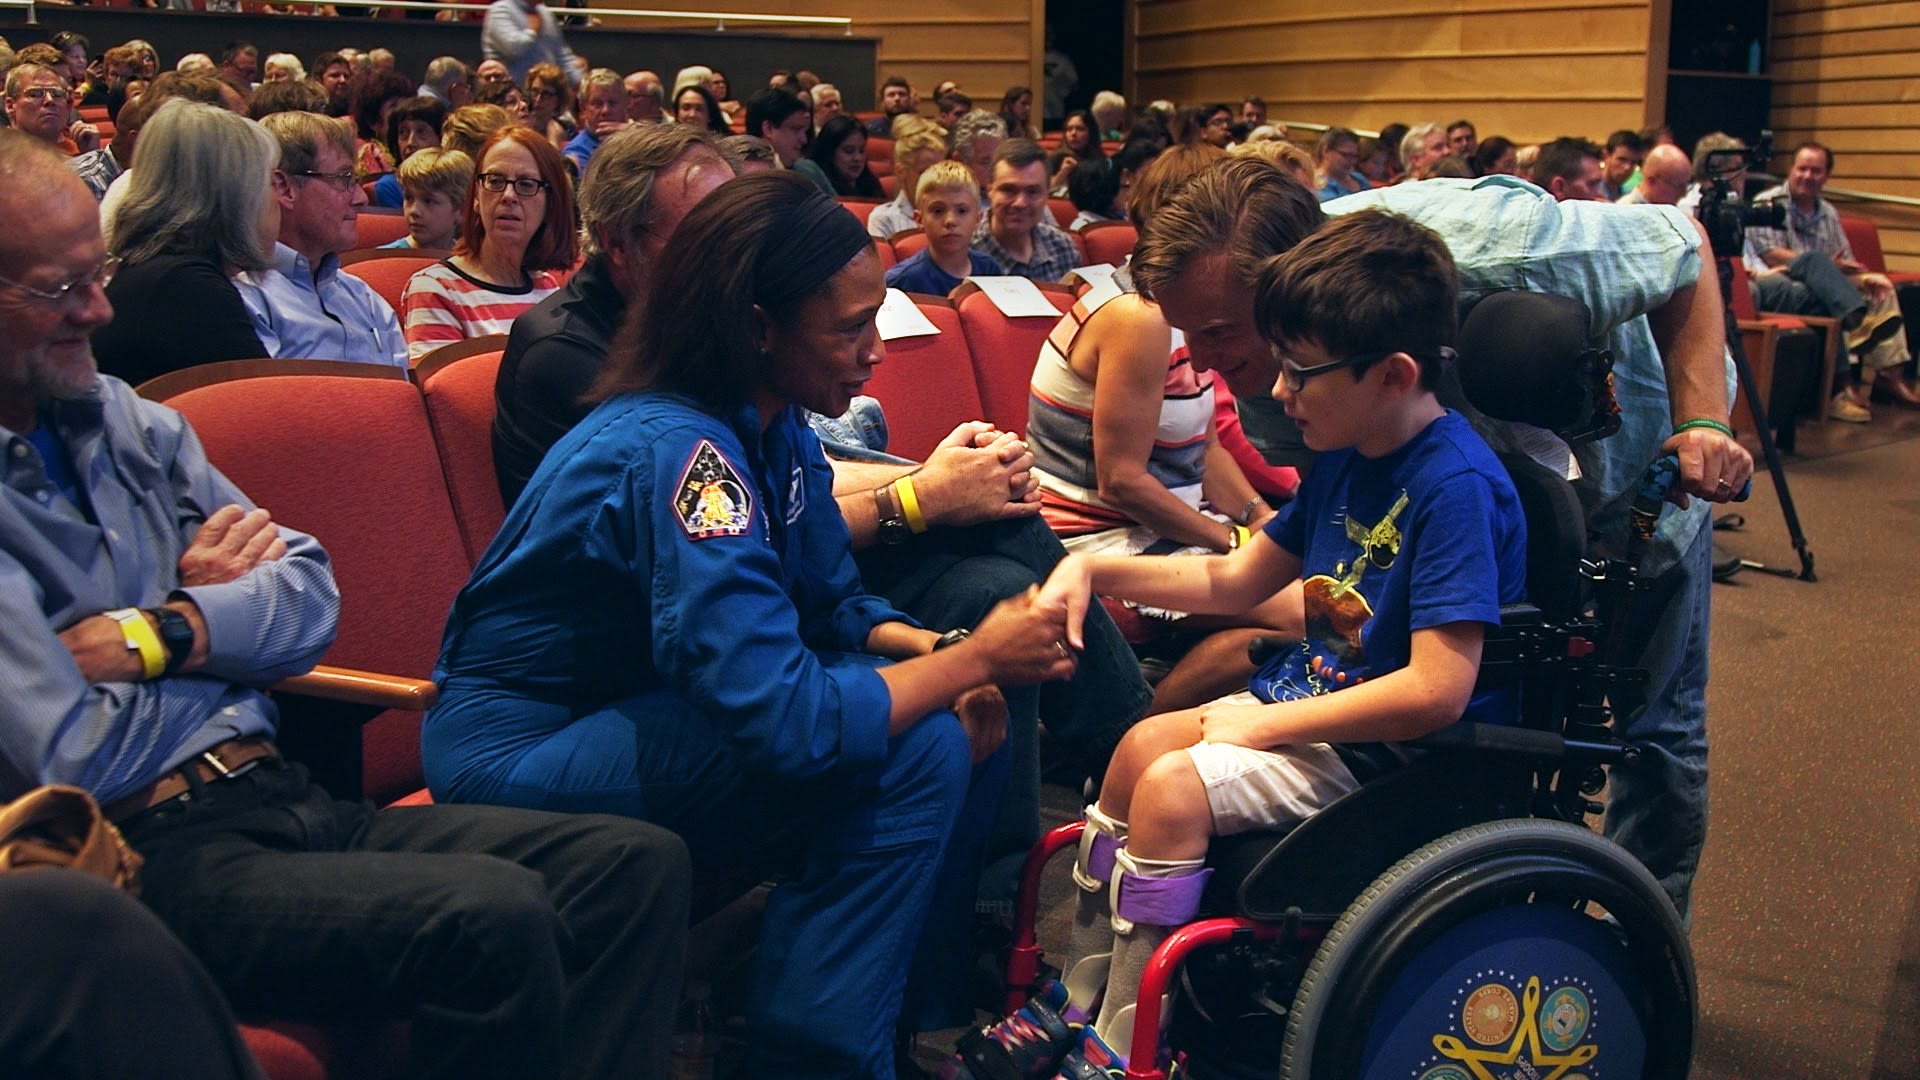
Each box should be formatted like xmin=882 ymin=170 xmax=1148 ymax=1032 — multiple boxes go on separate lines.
xmin=1077 ymin=221 xmax=1139 ymax=266
xmin=866 ymin=296 xmax=987 ymax=460
xmin=952 ymin=279 xmax=1075 ymax=435
xmin=414 ymin=337 xmax=511 ymax=564
xmin=838 ymin=197 xmax=885 ymax=229
xmin=352 ymin=211 xmax=410 ymax=250
xmin=341 ymin=248 xmax=450 ymax=312
xmin=138 ymin=360 xmax=458 ymax=806
xmin=891 ymin=228 xmax=929 ymax=261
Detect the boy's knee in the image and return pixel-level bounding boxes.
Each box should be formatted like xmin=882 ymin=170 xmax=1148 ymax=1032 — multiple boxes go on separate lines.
xmin=1137 ymin=751 xmax=1207 ymax=812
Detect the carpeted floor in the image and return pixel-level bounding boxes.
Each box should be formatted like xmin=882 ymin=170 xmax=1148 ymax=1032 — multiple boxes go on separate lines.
xmin=1688 ymin=408 xmax=1920 ymax=1079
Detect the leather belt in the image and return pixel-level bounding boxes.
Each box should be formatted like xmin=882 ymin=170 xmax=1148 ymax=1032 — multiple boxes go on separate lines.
xmin=106 ymin=736 xmax=281 ymax=824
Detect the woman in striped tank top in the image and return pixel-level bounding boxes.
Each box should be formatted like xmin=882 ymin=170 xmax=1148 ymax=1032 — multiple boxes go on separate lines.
xmin=401 ymin=127 xmax=576 ymax=361
xmin=1026 ymin=147 xmax=1302 ymax=711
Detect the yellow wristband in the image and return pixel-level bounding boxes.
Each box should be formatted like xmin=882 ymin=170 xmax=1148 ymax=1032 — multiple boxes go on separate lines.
xmin=1229 ymin=524 xmax=1251 ymax=551
xmin=104 ymin=608 xmax=166 ymax=681
xmin=894 ymin=476 xmax=928 ymax=534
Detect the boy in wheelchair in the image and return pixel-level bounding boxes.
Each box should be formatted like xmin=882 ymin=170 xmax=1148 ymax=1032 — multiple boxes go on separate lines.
xmin=955 ymin=209 xmax=1530 ymax=1077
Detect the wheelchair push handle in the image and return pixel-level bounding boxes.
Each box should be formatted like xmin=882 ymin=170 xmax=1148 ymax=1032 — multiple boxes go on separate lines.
xmin=1627 ymin=453 xmax=1749 ymax=560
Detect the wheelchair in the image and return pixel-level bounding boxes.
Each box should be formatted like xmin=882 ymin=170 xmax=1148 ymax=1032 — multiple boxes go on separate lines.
xmin=991 ymin=292 xmax=1701 ymax=1080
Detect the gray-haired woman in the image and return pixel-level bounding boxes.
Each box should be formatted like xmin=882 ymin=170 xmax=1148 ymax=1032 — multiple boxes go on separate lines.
xmin=93 ymin=99 xmax=279 ymax=386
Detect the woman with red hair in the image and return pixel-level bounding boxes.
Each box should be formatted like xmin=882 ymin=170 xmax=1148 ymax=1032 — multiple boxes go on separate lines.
xmin=401 ymin=126 xmax=576 ymax=360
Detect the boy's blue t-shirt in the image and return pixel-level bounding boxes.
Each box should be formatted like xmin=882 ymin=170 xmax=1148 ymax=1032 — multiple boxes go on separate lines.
xmin=884 ymin=248 xmax=1002 ymax=297
xmin=1257 ymin=409 xmax=1527 ymax=727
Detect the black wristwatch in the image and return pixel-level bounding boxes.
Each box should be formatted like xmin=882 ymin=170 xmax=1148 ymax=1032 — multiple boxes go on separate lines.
xmin=933 ymin=628 xmax=972 ymax=651
xmin=146 ymin=607 xmax=194 ymax=676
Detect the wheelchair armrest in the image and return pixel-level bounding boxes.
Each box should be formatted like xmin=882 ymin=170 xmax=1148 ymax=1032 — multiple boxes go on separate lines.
xmin=1408 ymin=721 xmax=1567 ymax=759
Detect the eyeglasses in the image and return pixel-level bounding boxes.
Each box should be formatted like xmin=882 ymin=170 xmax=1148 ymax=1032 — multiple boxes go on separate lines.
xmin=290 ymin=168 xmax=358 ymax=193
xmin=1274 ymin=346 xmax=1454 ymax=393
xmin=16 ymin=87 xmax=70 ymax=105
xmin=478 ymin=173 xmax=549 ymax=197
xmin=0 ymin=257 xmax=118 ymax=309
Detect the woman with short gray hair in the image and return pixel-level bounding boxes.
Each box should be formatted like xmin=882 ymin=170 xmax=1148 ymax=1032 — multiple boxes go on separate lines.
xmin=93 ymin=99 xmax=279 ymax=385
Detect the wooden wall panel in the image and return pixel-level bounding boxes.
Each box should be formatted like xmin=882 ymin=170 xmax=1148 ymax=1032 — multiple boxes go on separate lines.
xmin=1132 ymin=0 xmax=1657 ymax=144
xmin=595 ymin=0 xmax=1037 ymax=109
xmin=1770 ymin=0 xmax=1920 ymax=270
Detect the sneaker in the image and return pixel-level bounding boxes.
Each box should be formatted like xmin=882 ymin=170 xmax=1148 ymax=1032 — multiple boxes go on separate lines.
xmin=1829 ymin=393 xmax=1872 ymax=423
xmin=1055 ymin=1024 xmax=1130 ymax=1079
xmin=942 ymin=980 xmax=1076 ymax=1080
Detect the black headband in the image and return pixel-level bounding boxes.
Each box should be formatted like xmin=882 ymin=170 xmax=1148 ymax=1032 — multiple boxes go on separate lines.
xmin=753 ymin=188 xmax=873 ymax=309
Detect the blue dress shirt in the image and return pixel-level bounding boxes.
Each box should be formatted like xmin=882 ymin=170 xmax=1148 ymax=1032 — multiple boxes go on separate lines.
xmin=0 ymin=377 xmax=340 ymax=805
xmin=235 ymin=243 xmax=409 ymax=369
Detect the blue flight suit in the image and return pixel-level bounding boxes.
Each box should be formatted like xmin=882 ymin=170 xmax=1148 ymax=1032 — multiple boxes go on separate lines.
xmin=424 ymin=392 xmax=990 ymax=1077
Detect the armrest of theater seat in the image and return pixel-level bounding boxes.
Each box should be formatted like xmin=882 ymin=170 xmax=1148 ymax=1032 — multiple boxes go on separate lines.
xmin=268 ymin=665 xmax=439 ymax=802
xmin=272 ymin=664 xmax=439 ymax=711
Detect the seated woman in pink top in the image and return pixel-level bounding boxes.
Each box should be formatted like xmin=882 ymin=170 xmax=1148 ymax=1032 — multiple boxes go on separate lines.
xmin=401 ymin=126 xmax=576 ymax=361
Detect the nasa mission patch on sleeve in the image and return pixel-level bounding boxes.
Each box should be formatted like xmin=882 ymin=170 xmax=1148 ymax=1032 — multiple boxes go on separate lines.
xmin=673 ymin=440 xmax=755 ymax=540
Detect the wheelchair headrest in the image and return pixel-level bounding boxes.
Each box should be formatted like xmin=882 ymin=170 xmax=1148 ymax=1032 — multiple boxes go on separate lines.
xmin=1454 ymin=291 xmax=1622 ymax=444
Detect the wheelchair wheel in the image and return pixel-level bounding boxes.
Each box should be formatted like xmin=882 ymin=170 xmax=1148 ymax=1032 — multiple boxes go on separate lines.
xmin=1279 ymin=819 xmax=1694 ymax=1080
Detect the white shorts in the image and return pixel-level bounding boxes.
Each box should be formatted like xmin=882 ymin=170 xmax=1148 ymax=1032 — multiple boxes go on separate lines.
xmin=1184 ymin=690 xmax=1361 ymax=836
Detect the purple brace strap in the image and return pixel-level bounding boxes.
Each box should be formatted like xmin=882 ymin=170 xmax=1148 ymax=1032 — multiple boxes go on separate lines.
xmin=1115 ymin=867 xmax=1213 ymax=927
xmin=1087 ymin=829 xmax=1121 ymax=884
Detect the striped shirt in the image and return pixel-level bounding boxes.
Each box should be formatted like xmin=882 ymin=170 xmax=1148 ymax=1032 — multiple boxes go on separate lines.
xmin=1743 ymin=185 xmax=1852 ymax=273
xmin=1027 ymin=275 xmax=1215 ymax=535
xmin=401 ymin=260 xmax=569 ymax=361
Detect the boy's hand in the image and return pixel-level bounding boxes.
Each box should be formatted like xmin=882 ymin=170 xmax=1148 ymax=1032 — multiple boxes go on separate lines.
xmin=1035 ymin=555 xmax=1093 ymax=650
xmin=1198 ymin=699 xmax=1278 ymax=750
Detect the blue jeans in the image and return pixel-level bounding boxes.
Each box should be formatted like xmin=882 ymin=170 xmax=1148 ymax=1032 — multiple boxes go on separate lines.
xmin=1603 ymin=517 xmax=1712 ymax=920
xmin=1752 ymin=250 xmax=1867 ymax=326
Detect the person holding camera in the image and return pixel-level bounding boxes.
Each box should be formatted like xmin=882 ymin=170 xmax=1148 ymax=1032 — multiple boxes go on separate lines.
xmin=1742 ymin=140 xmax=1914 ymax=421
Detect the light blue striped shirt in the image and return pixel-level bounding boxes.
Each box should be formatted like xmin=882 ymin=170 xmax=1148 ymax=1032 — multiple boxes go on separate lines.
xmin=0 ymin=377 xmax=340 ymax=805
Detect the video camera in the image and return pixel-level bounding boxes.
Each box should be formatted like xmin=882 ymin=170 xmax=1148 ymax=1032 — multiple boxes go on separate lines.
xmin=1696 ymin=129 xmax=1786 ymax=259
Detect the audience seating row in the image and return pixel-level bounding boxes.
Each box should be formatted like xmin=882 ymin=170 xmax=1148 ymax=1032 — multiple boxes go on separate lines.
xmin=131 ymin=282 xmax=1079 ymax=804
xmin=331 ymin=220 xmax=1140 ymax=320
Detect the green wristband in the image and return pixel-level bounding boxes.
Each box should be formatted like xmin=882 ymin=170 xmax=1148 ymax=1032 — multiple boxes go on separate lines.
xmin=1672 ymin=418 xmax=1735 ymax=438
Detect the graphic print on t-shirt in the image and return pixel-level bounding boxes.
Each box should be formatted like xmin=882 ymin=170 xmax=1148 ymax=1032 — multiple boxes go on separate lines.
xmin=1300 ymin=489 xmax=1410 ymax=683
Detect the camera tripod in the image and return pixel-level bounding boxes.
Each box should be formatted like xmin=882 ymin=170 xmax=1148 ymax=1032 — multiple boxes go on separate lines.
xmin=1714 ymin=252 xmax=1817 ymax=581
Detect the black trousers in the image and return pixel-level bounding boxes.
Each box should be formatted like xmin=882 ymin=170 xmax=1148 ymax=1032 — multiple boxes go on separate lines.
xmin=120 ymin=760 xmax=691 ymax=1080
xmin=0 ymin=869 xmax=265 ymax=1080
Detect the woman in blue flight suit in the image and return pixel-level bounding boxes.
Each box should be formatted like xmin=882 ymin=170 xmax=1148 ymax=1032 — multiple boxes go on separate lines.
xmin=423 ymin=172 xmax=1077 ymax=1078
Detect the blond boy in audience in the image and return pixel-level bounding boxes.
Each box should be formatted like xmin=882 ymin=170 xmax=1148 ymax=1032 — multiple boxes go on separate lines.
xmin=883 ymin=160 xmax=1002 ymax=295
xmin=383 ymin=147 xmax=472 ymax=251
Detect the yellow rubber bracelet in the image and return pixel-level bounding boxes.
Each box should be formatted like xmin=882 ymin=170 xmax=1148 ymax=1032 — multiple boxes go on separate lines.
xmin=894 ymin=476 xmax=928 ymax=534
xmin=105 ymin=608 xmax=166 ymax=681
xmin=1230 ymin=524 xmax=1252 ymax=551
